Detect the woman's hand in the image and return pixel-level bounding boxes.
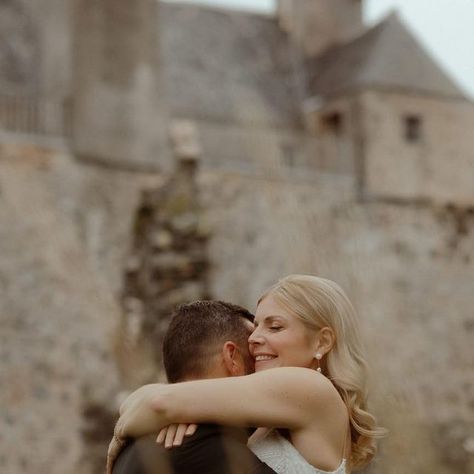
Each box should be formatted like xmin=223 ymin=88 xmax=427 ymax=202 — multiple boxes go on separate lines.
xmin=106 ymin=431 xmax=128 ymax=474
xmin=107 ymin=385 xmax=170 ymax=474
xmin=156 ymin=423 xmax=198 ymax=448
xmin=116 ymin=383 xmax=169 ymax=438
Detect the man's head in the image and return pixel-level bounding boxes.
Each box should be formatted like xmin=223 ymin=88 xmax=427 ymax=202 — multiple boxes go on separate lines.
xmin=163 ymin=300 xmax=255 ymax=383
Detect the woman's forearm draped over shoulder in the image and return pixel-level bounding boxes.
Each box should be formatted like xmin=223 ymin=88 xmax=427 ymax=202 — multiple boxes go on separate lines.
xmin=117 ymin=367 xmax=333 ymax=438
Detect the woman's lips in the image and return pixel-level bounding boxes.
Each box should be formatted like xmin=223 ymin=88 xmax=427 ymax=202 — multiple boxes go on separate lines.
xmin=254 ymin=354 xmax=277 ymax=362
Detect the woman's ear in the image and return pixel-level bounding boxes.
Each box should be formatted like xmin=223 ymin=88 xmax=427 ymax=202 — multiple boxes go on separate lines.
xmin=314 ymin=326 xmax=336 ymax=356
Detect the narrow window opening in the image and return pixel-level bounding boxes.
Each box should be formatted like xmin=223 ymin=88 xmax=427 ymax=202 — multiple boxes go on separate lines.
xmin=321 ymin=112 xmax=343 ymax=136
xmin=404 ymin=115 xmax=422 ymax=143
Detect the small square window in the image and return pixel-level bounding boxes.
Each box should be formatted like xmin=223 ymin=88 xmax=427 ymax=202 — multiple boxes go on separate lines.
xmin=321 ymin=112 xmax=343 ymax=136
xmin=404 ymin=115 xmax=422 ymax=143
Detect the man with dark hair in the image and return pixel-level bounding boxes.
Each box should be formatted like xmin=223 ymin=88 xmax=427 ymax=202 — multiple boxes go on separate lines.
xmin=111 ymin=301 xmax=275 ymax=474
xmin=163 ymin=300 xmax=255 ymax=383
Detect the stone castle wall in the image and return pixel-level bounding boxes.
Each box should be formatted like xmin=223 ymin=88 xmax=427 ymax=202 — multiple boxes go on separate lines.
xmin=0 ymin=140 xmax=162 ymax=474
xmin=1 ymin=139 xmax=473 ymax=473
xmin=195 ymin=120 xmax=325 ymax=177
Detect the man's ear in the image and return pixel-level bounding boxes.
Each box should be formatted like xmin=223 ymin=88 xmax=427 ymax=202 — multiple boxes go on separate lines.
xmin=222 ymin=341 xmax=244 ymax=376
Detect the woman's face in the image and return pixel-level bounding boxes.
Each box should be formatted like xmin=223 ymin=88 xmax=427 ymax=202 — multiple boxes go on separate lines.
xmin=249 ymin=294 xmax=317 ymax=372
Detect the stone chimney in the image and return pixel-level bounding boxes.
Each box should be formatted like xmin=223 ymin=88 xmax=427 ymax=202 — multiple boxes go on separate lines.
xmin=278 ymin=0 xmax=364 ymax=56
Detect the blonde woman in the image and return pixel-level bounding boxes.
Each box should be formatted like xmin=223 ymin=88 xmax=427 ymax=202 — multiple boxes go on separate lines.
xmin=114 ymin=275 xmax=385 ymax=473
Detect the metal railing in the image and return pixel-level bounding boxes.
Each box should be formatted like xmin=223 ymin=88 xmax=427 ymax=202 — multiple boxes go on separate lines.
xmin=0 ymin=95 xmax=72 ymax=138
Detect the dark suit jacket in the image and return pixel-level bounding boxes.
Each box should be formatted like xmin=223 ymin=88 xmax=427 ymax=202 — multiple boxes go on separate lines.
xmin=112 ymin=424 xmax=276 ymax=474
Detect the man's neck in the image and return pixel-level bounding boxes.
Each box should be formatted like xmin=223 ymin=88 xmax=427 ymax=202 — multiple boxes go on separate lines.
xmin=177 ymin=369 xmax=230 ymax=383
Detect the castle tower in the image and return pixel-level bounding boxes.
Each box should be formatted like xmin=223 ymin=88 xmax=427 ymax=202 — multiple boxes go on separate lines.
xmin=71 ymin=0 xmax=169 ymax=170
xmin=278 ymin=0 xmax=364 ymax=56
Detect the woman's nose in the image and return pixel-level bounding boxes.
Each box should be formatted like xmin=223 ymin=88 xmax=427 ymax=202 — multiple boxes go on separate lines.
xmin=248 ymin=327 xmax=263 ymax=345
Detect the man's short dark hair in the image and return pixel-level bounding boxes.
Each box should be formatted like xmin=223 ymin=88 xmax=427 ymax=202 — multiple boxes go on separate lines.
xmin=163 ymin=300 xmax=254 ymax=383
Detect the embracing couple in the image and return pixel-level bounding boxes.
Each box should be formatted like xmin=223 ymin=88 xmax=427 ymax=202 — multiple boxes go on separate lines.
xmin=108 ymin=275 xmax=385 ymax=474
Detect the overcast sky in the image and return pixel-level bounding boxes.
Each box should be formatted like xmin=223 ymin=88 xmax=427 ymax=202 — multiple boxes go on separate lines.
xmin=163 ymin=0 xmax=474 ymax=99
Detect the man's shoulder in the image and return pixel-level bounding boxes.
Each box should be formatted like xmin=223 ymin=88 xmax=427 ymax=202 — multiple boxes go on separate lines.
xmin=113 ymin=436 xmax=172 ymax=474
xmin=112 ymin=426 xmax=226 ymax=474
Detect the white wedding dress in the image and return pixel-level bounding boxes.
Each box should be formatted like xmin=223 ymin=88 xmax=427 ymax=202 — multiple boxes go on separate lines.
xmin=249 ymin=429 xmax=347 ymax=474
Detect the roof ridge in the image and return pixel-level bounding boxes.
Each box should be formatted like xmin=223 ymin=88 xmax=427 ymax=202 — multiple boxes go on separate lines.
xmin=363 ymin=11 xmax=465 ymax=98
xmin=309 ymin=10 xmax=466 ymax=99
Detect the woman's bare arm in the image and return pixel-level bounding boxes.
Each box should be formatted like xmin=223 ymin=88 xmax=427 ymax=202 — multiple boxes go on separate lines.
xmin=117 ymin=367 xmax=335 ymax=438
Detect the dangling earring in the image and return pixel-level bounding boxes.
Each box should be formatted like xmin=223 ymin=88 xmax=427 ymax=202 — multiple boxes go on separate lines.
xmin=315 ymin=353 xmax=322 ymax=373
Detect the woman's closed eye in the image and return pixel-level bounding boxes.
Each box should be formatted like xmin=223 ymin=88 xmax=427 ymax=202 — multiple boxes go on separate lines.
xmin=270 ymin=326 xmax=283 ymax=331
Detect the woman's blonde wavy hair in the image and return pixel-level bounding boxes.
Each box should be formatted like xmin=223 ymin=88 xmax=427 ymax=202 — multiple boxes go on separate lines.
xmin=258 ymin=274 xmax=386 ymax=470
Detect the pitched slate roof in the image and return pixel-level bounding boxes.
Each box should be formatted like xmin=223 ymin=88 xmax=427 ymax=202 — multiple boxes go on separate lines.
xmin=309 ymin=12 xmax=466 ymax=99
xmin=160 ymin=3 xmax=302 ymax=128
